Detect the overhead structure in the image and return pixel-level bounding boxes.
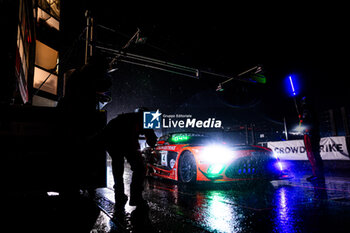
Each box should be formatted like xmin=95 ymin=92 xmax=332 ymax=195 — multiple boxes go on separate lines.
xmin=95 ymin=24 xmax=266 ymax=90
xmin=98 ymin=46 xmax=200 ymax=79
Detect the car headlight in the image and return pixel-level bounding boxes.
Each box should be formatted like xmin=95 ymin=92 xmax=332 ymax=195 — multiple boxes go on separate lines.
xmin=200 ymin=145 xmax=234 ymax=164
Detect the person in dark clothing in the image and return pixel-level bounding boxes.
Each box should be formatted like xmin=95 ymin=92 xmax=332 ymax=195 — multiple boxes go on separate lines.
xmin=300 ymin=96 xmax=324 ymax=181
xmin=57 ymin=54 xmax=111 ymax=190
xmin=102 ymin=108 xmax=157 ymax=207
xmin=58 ymin=54 xmax=111 ymax=143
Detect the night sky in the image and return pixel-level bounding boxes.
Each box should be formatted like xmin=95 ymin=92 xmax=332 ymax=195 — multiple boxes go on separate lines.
xmin=62 ymin=2 xmax=349 ymax=127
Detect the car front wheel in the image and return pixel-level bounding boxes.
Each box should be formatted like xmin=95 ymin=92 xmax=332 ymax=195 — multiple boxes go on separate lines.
xmin=178 ymin=151 xmax=197 ymax=183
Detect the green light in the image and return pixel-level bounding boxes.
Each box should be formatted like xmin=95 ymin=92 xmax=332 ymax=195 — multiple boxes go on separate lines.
xmin=207 ymin=164 xmax=225 ymax=175
xmin=171 ymin=134 xmax=190 ymax=142
xmin=250 ymin=73 xmax=266 ymax=84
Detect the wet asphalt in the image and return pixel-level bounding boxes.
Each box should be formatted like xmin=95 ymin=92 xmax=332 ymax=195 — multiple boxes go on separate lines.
xmin=94 ymin=160 xmax=350 ymax=232
xmin=5 ymin=160 xmax=350 ymax=233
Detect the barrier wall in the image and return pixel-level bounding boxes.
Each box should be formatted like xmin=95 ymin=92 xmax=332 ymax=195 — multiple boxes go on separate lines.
xmin=267 ymin=136 xmax=349 ymax=160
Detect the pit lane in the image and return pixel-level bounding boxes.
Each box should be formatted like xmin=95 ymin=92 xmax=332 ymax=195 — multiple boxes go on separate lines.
xmin=95 ymin=160 xmax=350 ymax=232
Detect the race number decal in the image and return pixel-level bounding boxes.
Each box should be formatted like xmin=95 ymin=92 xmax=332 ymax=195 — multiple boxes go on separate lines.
xmin=160 ymin=151 xmax=168 ymax=166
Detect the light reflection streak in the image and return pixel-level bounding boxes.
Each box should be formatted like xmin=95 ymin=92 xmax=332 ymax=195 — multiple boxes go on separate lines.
xmin=274 ymin=187 xmax=297 ymax=233
xmin=279 ymin=188 xmax=289 ymax=224
xmin=206 ymin=191 xmax=237 ymax=233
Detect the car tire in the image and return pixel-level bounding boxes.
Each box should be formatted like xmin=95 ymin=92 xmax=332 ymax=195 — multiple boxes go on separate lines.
xmin=178 ymin=151 xmax=197 ymax=183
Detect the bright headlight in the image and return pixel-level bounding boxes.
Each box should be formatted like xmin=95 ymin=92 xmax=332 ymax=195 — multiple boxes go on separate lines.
xmin=200 ymin=145 xmax=234 ymax=164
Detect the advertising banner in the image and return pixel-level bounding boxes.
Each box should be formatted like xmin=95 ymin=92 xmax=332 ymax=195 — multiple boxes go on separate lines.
xmin=267 ymin=136 xmax=349 ymax=160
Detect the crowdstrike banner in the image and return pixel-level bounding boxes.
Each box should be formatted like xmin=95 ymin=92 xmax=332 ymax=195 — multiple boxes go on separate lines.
xmin=267 ymin=136 xmax=349 ymax=160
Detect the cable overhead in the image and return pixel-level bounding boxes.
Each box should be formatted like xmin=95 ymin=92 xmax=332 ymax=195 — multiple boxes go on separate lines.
xmin=94 ymin=24 xmax=264 ymax=86
xmin=98 ymin=44 xmax=264 ymax=86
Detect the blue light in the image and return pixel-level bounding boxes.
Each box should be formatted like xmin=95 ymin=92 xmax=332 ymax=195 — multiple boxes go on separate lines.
xmin=273 ymin=152 xmax=284 ymax=171
xmin=289 ymin=76 xmax=296 ymax=96
xmin=285 ymin=74 xmax=300 ymax=97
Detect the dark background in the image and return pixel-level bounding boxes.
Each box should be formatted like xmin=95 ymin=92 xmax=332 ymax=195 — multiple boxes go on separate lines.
xmin=60 ymin=2 xmax=349 ymax=130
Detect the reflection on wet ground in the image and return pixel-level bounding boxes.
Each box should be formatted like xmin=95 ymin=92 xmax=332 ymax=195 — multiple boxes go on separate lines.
xmin=95 ymin=160 xmax=350 ymax=232
xmin=5 ymin=160 xmax=350 ymax=232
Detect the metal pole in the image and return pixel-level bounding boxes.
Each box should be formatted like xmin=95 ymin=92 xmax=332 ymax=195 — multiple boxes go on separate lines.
xmin=284 ymin=117 xmax=289 ymax=140
xmin=293 ymin=97 xmax=300 ymax=117
xmin=250 ymin=123 xmax=255 ymax=145
xmin=84 ymin=10 xmax=93 ymax=65
xmin=90 ymin=17 xmax=94 ymax=59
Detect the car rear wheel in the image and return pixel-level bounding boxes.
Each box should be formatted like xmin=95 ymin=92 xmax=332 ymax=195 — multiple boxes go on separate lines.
xmin=178 ymin=151 xmax=197 ymax=183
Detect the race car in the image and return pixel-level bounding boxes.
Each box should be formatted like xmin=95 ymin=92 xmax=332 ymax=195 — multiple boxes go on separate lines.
xmin=142 ymin=132 xmax=287 ymax=183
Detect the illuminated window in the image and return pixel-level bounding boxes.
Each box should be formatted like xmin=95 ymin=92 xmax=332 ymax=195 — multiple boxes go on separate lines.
xmin=33 ymin=0 xmax=61 ymax=104
xmin=35 ymin=40 xmax=58 ymax=71
xmin=33 ymin=67 xmax=58 ymax=95
xmin=37 ymin=7 xmax=59 ymax=30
